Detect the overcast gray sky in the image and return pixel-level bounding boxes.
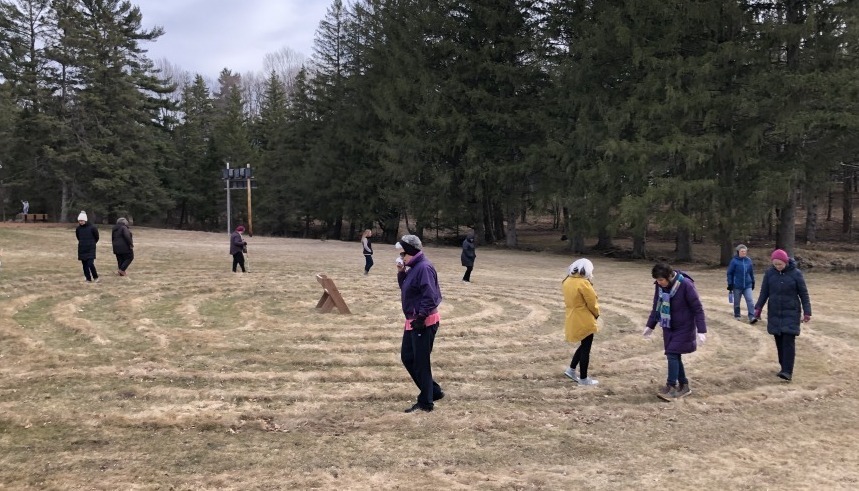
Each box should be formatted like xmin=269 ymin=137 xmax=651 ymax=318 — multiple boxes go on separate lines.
xmin=134 ymin=0 xmax=331 ymax=77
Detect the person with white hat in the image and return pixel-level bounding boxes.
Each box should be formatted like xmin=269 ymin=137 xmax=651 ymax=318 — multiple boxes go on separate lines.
xmin=75 ymin=211 xmax=100 ymax=282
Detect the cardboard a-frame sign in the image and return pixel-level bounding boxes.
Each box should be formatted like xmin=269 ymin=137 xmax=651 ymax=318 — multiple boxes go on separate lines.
xmin=315 ymin=273 xmax=351 ymax=314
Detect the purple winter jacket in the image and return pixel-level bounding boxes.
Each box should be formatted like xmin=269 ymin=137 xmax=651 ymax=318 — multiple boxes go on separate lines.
xmin=397 ymin=252 xmax=442 ymax=320
xmin=646 ymin=272 xmax=707 ymax=354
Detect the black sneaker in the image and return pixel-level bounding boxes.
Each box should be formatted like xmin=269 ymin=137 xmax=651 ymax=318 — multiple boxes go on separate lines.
xmin=777 ymin=372 xmax=792 ymax=381
xmin=404 ymin=403 xmax=433 ymax=413
xmin=433 ymin=391 xmax=445 ymax=401
xmin=750 ymin=317 xmax=759 ymax=325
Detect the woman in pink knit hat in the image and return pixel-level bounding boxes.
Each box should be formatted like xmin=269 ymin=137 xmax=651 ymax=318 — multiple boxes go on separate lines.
xmin=752 ymin=249 xmax=812 ymax=381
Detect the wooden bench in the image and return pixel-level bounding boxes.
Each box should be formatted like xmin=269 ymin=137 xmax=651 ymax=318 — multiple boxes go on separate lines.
xmin=23 ymin=213 xmax=49 ymax=222
xmin=315 ymin=273 xmax=351 ymax=314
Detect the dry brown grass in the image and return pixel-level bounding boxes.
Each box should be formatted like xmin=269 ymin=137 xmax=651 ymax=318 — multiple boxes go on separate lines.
xmin=1 ymin=225 xmax=859 ymax=490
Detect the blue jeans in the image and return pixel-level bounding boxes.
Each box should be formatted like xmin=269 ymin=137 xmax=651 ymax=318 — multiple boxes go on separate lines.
xmin=733 ymin=287 xmax=755 ymax=319
xmin=666 ymin=353 xmax=687 ymax=386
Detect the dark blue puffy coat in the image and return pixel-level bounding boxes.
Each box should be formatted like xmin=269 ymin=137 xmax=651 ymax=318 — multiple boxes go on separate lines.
xmin=754 ymin=259 xmax=811 ymax=336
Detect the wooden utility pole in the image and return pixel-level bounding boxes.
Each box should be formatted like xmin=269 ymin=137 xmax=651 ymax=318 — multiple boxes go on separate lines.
xmin=246 ymin=164 xmax=253 ymax=236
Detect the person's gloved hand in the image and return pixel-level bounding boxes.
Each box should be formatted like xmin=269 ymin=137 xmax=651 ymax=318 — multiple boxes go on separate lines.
xmin=697 ymin=333 xmax=707 ymax=345
xmin=642 ymin=327 xmax=654 ymax=340
xmin=802 ymin=314 xmax=811 ymax=323
xmin=727 ymin=285 xmax=733 ymax=291
xmin=411 ymin=315 xmax=427 ymax=330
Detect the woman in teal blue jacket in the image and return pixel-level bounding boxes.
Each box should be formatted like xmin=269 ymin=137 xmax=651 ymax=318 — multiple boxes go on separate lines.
xmin=726 ymin=244 xmax=755 ymax=322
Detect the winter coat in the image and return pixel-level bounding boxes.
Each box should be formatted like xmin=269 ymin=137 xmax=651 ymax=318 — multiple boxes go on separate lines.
xmin=76 ymin=223 xmax=99 ymax=260
xmin=397 ymin=252 xmax=442 ymax=320
xmin=461 ymin=237 xmax=476 ymax=268
xmin=563 ymin=275 xmax=600 ymax=343
xmin=362 ymin=236 xmax=373 ymax=256
xmin=111 ymin=222 xmax=133 ymax=255
xmin=229 ymin=232 xmax=246 ymax=255
xmin=754 ymin=259 xmax=811 ymax=336
xmin=646 ymin=272 xmax=707 ymax=354
xmin=727 ymin=255 xmax=755 ymax=290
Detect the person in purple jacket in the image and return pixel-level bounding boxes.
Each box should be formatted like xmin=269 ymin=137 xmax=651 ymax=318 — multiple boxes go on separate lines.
xmin=643 ymin=263 xmax=708 ymax=401
xmin=396 ymin=234 xmax=444 ymax=413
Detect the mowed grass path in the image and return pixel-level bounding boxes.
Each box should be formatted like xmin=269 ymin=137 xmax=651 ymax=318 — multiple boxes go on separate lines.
xmin=1 ymin=225 xmax=858 ymax=490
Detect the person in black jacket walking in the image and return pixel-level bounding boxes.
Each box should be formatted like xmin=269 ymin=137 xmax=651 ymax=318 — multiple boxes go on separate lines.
xmin=753 ymin=249 xmax=812 ymax=381
xmin=361 ymin=229 xmax=374 ymax=275
xmin=112 ymin=217 xmax=134 ymax=276
xmin=230 ymin=226 xmax=248 ymax=273
xmin=461 ymin=231 xmax=476 ymax=282
xmin=75 ymin=211 xmax=99 ymax=282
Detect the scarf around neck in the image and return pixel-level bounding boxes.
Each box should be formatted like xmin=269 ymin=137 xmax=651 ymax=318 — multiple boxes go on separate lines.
xmin=657 ymin=273 xmax=684 ymax=329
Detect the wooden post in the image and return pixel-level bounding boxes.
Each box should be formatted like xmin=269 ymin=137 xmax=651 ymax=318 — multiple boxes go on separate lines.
xmin=315 ymin=274 xmax=351 ymax=314
xmin=246 ymin=164 xmax=253 ymax=236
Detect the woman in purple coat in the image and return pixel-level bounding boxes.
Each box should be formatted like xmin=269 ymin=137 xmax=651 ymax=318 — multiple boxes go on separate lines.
xmin=643 ymin=263 xmax=707 ymax=401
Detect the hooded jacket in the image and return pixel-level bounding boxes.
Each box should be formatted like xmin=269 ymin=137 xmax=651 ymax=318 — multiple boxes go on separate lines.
xmin=397 ymin=252 xmax=442 ymax=320
xmin=76 ymin=222 xmax=99 ymax=260
xmin=754 ymin=259 xmax=811 ymax=336
xmin=727 ymin=254 xmax=755 ymax=290
xmin=646 ymin=271 xmax=707 ymax=354
xmin=461 ymin=235 xmax=476 ymax=268
xmin=112 ymin=220 xmax=133 ymax=255
xmin=563 ymin=275 xmax=599 ymax=343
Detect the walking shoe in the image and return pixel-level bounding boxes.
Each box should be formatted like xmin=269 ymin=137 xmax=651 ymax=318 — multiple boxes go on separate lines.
xmin=777 ymin=371 xmax=792 ymax=381
xmin=93 ymin=277 xmax=100 ymax=283
xmin=750 ymin=317 xmax=759 ymax=325
xmin=674 ymin=383 xmax=691 ymax=398
xmin=433 ymin=391 xmax=445 ymax=401
xmin=578 ymin=377 xmax=599 ymax=386
xmin=404 ymin=403 xmax=433 ymax=413
xmin=734 ymin=316 xmax=741 ymax=320
xmin=657 ymin=384 xmax=677 ymax=401
xmin=564 ymin=367 xmax=579 ymax=382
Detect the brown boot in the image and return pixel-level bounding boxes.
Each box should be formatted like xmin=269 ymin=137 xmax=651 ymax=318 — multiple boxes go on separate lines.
xmin=674 ymin=383 xmax=691 ymax=398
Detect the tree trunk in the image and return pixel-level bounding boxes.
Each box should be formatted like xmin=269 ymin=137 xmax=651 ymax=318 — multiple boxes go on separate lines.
xmin=506 ymin=207 xmax=518 ymax=247
xmin=843 ymin=169 xmax=854 ymax=238
xmin=776 ymin=188 xmax=797 ymax=255
xmin=570 ymin=231 xmax=585 ymax=253
xmin=348 ymin=222 xmax=356 ymax=242
xmin=482 ymin=198 xmax=494 ymax=243
xmin=827 ymin=189 xmax=833 ymax=221
xmin=493 ymin=201 xmax=505 ymax=241
xmin=594 ymin=226 xmax=613 ymax=250
xmin=805 ymin=197 xmax=818 ymax=244
xmin=676 ymin=227 xmax=692 ymax=262
xmin=632 ymin=234 xmax=646 ymax=259
xmin=60 ymin=180 xmax=71 ymax=223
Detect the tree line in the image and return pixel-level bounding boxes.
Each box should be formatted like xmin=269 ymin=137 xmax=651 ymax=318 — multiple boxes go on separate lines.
xmin=1 ymin=0 xmax=857 ymax=264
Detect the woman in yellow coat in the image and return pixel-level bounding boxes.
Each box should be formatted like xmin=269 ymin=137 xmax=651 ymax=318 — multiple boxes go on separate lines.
xmin=563 ymin=258 xmax=600 ymax=386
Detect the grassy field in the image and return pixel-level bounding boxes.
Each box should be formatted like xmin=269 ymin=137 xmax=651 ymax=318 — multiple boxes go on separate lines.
xmin=1 ymin=224 xmax=858 ymax=490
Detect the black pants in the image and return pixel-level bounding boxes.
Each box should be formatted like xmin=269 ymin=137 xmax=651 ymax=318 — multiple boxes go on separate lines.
xmin=463 ymin=266 xmax=473 ymax=282
xmin=570 ymin=334 xmax=594 ymax=379
xmin=401 ymin=323 xmax=443 ymax=408
xmin=364 ymin=254 xmax=374 ymax=273
xmin=115 ymin=252 xmax=134 ymax=272
xmin=232 ymin=252 xmax=245 ymax=272
xmin=81 ymin=259 xmax=98 ymax=281
xmin=774 ymin=333 xmax=796 ymax=375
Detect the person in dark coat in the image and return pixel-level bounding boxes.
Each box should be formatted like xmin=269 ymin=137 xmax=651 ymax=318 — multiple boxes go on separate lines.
xmin=753 ymin=249 xmax=812 ymax=382
xmin=75 ymin=211 xmax=99 ymax=282
xmin=230 ymin=226 xmax=247 ymax=273
xmin=644 ymin=263 xmax=707 ymax=401
xmin=726 ymin=244 xmax=756 ymax=321
xmin=461 ymin=231 xmax=476 ymax=282
xmin=112 ymin=217 xmax=134 ymax=276
xmin=397 ymin=234 xmax=444 ymax=413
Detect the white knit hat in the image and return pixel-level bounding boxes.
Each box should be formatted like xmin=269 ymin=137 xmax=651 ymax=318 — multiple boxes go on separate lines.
xmin=77 ymin=211 xmax=88 ymax=222
xmin=568 ymin=258 xmax=594 ymax=280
